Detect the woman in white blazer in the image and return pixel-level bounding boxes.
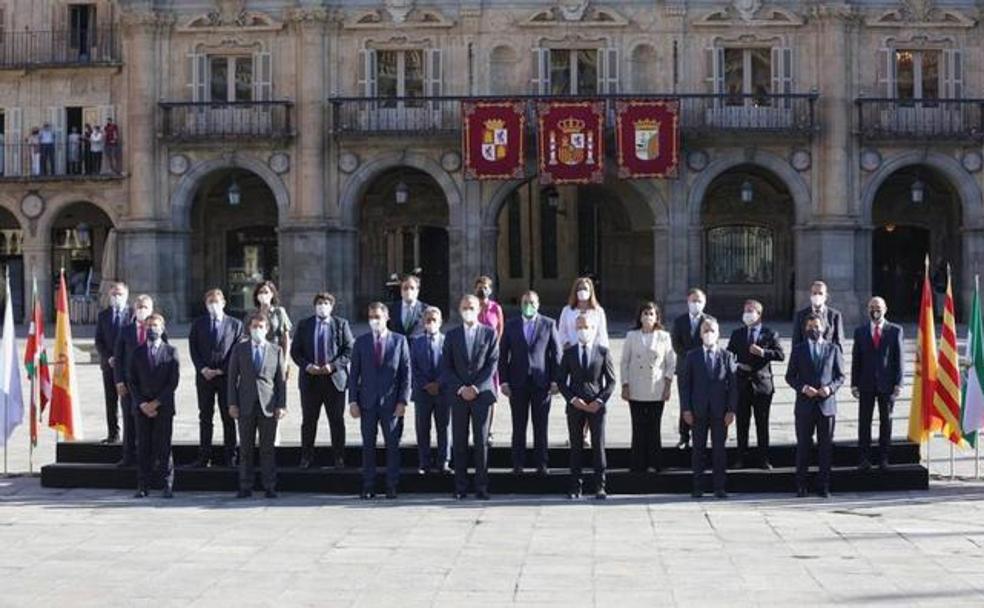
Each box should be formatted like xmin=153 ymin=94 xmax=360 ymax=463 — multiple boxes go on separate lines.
xmin=620 ymin=301 xmax=676 ymax=472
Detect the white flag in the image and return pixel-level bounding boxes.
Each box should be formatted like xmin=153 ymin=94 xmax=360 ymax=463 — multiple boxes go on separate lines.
xmin=0 ymin=273 xmax=24 ymax=446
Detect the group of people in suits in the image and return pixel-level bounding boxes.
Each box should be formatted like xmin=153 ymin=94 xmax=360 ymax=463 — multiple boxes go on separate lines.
xmin=94 ymin=273 xmax=904 ymax=501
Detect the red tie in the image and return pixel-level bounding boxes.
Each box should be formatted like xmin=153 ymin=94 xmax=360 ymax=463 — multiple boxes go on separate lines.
xmin=137 ymin=323 xmax=146 ymax=345
xmin=873 ymin=325 xmax=882 ymax=349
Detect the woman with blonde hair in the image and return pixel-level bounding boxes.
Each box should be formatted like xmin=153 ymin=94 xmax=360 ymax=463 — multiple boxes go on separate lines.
xmin=558 ymin=276 xmax=609 ymax=349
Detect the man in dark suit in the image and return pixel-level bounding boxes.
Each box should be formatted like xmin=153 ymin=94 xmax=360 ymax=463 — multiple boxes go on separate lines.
xmin=671 ymin=288 xmax=715 ymax=449
xmin=291 ymin=292 xmax=354 ymax=470
xmin=129 ymin=314 xmax=179 ymax=499
xmin=786 ymin=312 xmax=845 ymax=498
xmin=557 ymin=314 xmax=615 ymax=500
xmin=410 ymin=306 xmax=450 ymax=475
xmin=726 ymin=299 xmax=785 ymax=470
xmin=791 ymin=280 xmax=845 ymax=349
xmin=851 ymin=296 xmax=904 ymax=471
xmin=188 ymin=289 xmax=244 ymax=468
xmin=441 ymin=294 xmax=499 ymax=500
xmin=680 ymin=318 xmax=738 ymax=499
xmin=94 ymin=280 xmax=129 ymax=444
xmin=389 ymin=274 xmax=430 ymax=338
xmin=348 ymin=302 xmax=411 ymax=499
xmin=499 ymin=290 xmax=561 ymax=474
xmin=113 ymin=294 xmax=163 ymax=467
xmin=228 ymin=312 xmax=288 ymax=499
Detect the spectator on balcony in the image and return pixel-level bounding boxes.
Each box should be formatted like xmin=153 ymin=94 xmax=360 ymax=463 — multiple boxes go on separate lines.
xmin=27 ymin=127 xmax=41 ymax=176
xmin=89 ymin=125 xmax=105 ymax=175
xmin=104 ymin=117 xmax=120 ymax=174
xmin=68 ymin=127 xmax=82 ymax=175
xmin=39 ymin=123 xmax=55 ymax=176
xmin=82 ymin=124 xmax=93 ymax=174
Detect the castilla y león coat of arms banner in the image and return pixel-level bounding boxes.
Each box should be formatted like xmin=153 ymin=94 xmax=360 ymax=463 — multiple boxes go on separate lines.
xmin=615 ymin=99 xmax=680 ymax=179
xmin=462 ymin=100 xmax=526 ymax=180
xmin=537 ymin=100 xmax=605 ymax=185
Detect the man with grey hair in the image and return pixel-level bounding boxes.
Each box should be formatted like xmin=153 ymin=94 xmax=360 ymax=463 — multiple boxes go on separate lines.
xmin=410 ymin=306 xmax=450 ymax=474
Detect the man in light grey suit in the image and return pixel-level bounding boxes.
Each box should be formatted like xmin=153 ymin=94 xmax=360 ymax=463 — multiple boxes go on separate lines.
xmin=228 ymin=312 xmax=287 ymax=499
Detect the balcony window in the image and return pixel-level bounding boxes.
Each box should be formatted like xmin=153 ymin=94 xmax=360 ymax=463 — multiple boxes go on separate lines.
xmin=377 ymin=50 xmax=424 ymax=108
xmin=705 ymin=226 xmax=774 ymax=284
xmin=895 ymin=50 xmax=940 ymax=101
xmin=724 ymin=48 xmax=771 ymax=106
xmin=209 ymin=56 xmax=253 ymax=103
xmin=549 ymin=49 xmax=598 ymax=96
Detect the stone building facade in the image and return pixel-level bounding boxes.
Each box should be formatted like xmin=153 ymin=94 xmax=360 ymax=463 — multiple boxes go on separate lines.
xmin=1 ymin=0 xmax=983 ymax=325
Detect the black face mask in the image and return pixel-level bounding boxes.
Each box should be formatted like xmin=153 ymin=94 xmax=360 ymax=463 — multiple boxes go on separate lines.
xmin=806 ymin=328 xmax=821 ymax=341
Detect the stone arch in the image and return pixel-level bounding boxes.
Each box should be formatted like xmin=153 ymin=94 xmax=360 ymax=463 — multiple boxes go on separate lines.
xmin=687 ymin=149 xmax=812 ymax=226
xmin=169 ymin=155 xmax=291 ymax=231
xmin=38 ymin=192 xmax=118 ymax=237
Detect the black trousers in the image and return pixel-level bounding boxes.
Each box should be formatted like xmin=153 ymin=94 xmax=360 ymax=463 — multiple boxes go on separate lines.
xmin=40 ymin=143 xmax=54 ymax=175
xmin=676 ymin=381 xmax=691 ymax=443
xmin=197 ymin=375 xmax=237 ymax=463
xmin=135 ymin=411 xmax=174 ymax=491
xmin=858 ymin=392 xmax=894 ymax=463
xmin=238 ymin=411 xmax=278 ymax=492
xmin=628 ymin=401 xmax=664 ymax=472
xmin=736 ymin=382 xmax=773 ymax=461
xmin=796 ymin=408 xmax=835 ymax=490
xmin=452 ymin=399 xmax=492 ymax=495
xmin=415 ymin=393 xmax=450 ymax=469
xmin=567 ymin=405 xmax=606 ymax=490
xmin=120 ymin=390 xmax=137 ymax=463
xmin=300 ymin=377 xmax=347 ymax=463
xmin=100 ymin=364 xmax=120 ymax=439
xmin=691 ymin=414 xmax=727 ymax=493
xmin=508 ymin=384 xmax=551 ymax=470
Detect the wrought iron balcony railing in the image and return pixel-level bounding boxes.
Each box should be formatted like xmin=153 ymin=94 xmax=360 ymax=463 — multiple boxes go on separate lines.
xmin=0 ymin=28 xmax=121 ymax=68
xmin=328 ymin=93 xmax=818 ymax=137
xmin=159 ymin=101 xmax=295 ymax=142
xmin=856 ymin=98 xmax=984 ymax=142
xmin=0 ymin=139 xmax=122 ymax=180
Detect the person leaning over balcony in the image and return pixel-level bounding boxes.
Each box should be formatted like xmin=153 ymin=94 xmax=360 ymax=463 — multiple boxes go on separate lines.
xmin=89 ymin=125 xmax=105 ymax=175
xmin=39 ymin=123 xmax=55 ymax=176
xmin=68 ymin=127 xmax=82 ymax=175
xmin=27 ymin=127 xmax=41 ymax=176
xmin=104 ymin=117 xmax=120 ymax=174
xmin=250 ymin=281 xmax=293 ymax=381
xmin=82 ymin=124 xmax=93 ymax=173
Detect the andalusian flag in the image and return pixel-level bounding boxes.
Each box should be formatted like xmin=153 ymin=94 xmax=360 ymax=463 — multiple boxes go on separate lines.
xmin=908 ymin=257 xmax=938 ymax=443
xmin=961 ymin=276 xmax=984 ymax=446
xmin=48 ymin=271 xmax=82 ymax=440
xmin=932 ymin=265 xmax=966 ymax=446
xmin=23 ymin=276 xmax=50 ymax=447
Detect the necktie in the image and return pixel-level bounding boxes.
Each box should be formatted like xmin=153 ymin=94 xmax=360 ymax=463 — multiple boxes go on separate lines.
xmin=812 ymin=343 xmax=820 ymax=368
xmin=705 ymin=349 xmax=713 ymax=372
xmin=404 ymin=307 xmax=412 ymax=332
xmin=748 ymin=327 xmax=754 ymax=345
xmin=148 ymin=344 xmax=157 ymax=366
xmin=581 ymin=345 xmax=588 ymax=371
xmin=525 ymin=321 xmax=534 ymax=345
xmin=316 ymin=322 xmax=327 ymax=366
xmin=210 ymin=318 xmax=220 ymax=347
xmin=374 ymin=336 xmax=383 ymax=366
xmin=137 ymin=323 xmax=146 ymax=345
xmin=873 ymin=324 xmax=882 ymax=349
xmin=113 ymin=310 xmax=121 ymax=329
xmin=252 ymin=345 xmax=263 ymax=373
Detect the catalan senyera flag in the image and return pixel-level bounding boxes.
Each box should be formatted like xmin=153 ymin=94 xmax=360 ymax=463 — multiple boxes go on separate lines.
xmin=960 ymin=276 xmax=984 ymax=447
xmin=48 ymin=271 xmax=82 ymax=440
xmin=908 ymin=257 xmax=938 ymax=444
xmin=23 ymin=276 xmax=51 ymax=447
xmin=932 ymin=266 xmax=966 ymax=446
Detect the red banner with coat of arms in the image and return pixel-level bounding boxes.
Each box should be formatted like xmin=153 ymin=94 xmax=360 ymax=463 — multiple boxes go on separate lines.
xmin=537 ymin=101 xmax=605 ymax=185
xmin=615 ymin=99 xmax=680 ymax=179
xmin=462 ymin=100 xmax=526 ymax=180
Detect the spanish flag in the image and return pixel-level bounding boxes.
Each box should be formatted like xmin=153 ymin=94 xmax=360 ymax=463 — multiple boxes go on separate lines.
xmin=48 ymin=270 xmax=82 ymax=440
xmin=908 ymin=257 xmax=938 ymax=443
xmin=932 ymin=265 xmax=966 ymax=446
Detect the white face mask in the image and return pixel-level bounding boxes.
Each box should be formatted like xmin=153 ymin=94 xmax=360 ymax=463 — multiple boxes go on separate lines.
xmin=577 ymin=328 xmax=594 ymax=344
xmin=250 ymin=328 xmax=266 ymax=344
xmin=402 ymin=288 xmax=418 ymax=304
xmin=315 ymin=303 xmax=332 ymax=319
xmin=207 ymin=301 xmax=224 ymax=317
xmin=368 ymin=318 xmax=386 ymax=334
xmin=701 ymin=331 xmax=719 ymax=347
xmin=688 ymin=301 xmax=705 ymax=316
xmin=742 ymin=311 xmax=759 ymax=326
xmin=257 ymin=292 xmax=273 ymax=306
xmin=576 ymin=289 xmax=591 ymax=302
xmin=460 ymin=309 xmax=478 ymax=324
xmin=134 ymin=307 xmax=151 ymax=322
xmin=110 ymin=294 xmax=127 ymax=309
xmin=424 ymin=321 xmax=440 ymax=335
xmin=810 ymin=293 xmax=826 ymax=308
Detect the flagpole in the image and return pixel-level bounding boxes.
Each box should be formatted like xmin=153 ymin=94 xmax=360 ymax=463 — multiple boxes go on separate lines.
xmin=949 ymin=442 xmax=955 ymax=480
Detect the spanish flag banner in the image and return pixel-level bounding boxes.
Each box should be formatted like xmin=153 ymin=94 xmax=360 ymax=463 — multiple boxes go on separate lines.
xmin=48 ymin=270 xmax=82 ymax=440
xmin=908 ymin=257 xmax=937 ymax=444
xmin=933 ymin=265 xmax=966 ymax=447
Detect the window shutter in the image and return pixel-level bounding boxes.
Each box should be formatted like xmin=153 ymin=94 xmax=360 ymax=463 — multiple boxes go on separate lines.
xmin=187 ymin=52 xmax=207 ymax=102
xmin=876 ymin=47 xmax=894 ymax=98
xmin=943 ymin=48 xmax=963 ymax=99
xmin=770 ymin=46 xmax=793 ymax=108
xmin=49 ymin=107 xmax=66 ymax=174
xmin=705 ymin=46 xmax=724 ymax=94
xmin=253 ymin=51 xmax=272 ymax=101
xmin=597 ymin=47 xmax=619 ymax=94
xmin=532 ymin=47 xmax=550 ymax=94
xmin=426 ymin=48 xmax=443 ymax=96
xmin=357 ymin=48 xmax=377 ymax=97
xmin=5 ymin=107 xmax=21 ymax=176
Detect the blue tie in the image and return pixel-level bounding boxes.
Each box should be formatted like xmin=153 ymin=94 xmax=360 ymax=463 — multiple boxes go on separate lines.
xmin=317 ymin=323 xmax=327 ymax=366
xmin=211 ymin=318 xmax=220 ymax=346
xmin=253 ymin=345 xmax=263 ymax=373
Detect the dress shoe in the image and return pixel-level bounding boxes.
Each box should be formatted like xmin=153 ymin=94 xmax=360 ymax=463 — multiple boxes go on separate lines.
xmin=236 ymin=490 xmax=252 ymax=499
xmin=133 ymin=488 xmax=148 ymax=498
xmin=265 ymin=490 xmax=278 ymax=499
xmin=359 ymin=491 xmax=375 ymax=500
xmin=761 ymin=461 xmax=773 ymax=471
xmin=677 ymin=439 xmax=690 ymax=450
xmin=100 ymin=435 xmax=119 ymax=445
xmin=536 ymin=466 xmax=550 ymax=477
xmin=418 ymin=468 xmax=427 ymax=476
xmin=454 ymin=492 xmax=467 ymax=500
xmin=858 ymin=458 xmax=872 ymax=472
xmin=879 ymin=458 xmax=890 ymax=472
xmin=595 ymin=488 xmax=608 ymax=500
xmin=438 ymin=463 xmax=453 ymax=475
xmin=567 ymin=488 xmax=582 ymax=500
xmin=796 ymin=487 xmax=809 ymax=498
xmin=116 ymin=458 xmax=134 ymax=468
xmin=162 ymin=488 xmax=174 ymax=499
xmin=334 ymin=457 xmax=346 ymax=470
xmin=385 ymin=490 xmax=398 ymax=500
xmin=691 ymin=490 xmax=703 ymax=499
xmin=298 ymin=458 xmax=312 ymax=470
xmin=224 ymin=453 xmax=239 ymax=468
xmin=475 ymin=491 xmax=490 ymax=501
xmin=817 ymin=487 xmax=830 ymax=498
xmin=714 ymin=491 xmax=729 ymax=500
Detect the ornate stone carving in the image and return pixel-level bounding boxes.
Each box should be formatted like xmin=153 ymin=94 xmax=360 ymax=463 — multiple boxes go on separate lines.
xmin=693 ymin=3 xmax=803 ymax=27
xmin=867 ymin=0 xmax=976 ymax=28
xmin=345 ymin=3 xmax=454 ymax=29
xmin=179 ymin=0 xmax=283 ymax=32
xmin=520 ymin=1 xmax=629 ymax=27
xmin=733 ymin=0 xmax=762 ymax=22
xmin=385 ymin=0 xmax=414 ymax=24
xmin=169 ymin=154 xmax=190 ymax=175
xmin=269 ymin=153 xmax=290 ymax=175
xmin=441 ymin=151 xmax=461 ymax=173
xmin=962 ymin=151 xmax=983 ymax=174
xmin=860 ymin=148 xmax=882 ymax=172
xmin=790 ymin=149 xmax=811 ymax=172
xmin=687 ymin=150 xmax=709 ymax=172
xmin=338 ymin=152 xmax=359 ymax=174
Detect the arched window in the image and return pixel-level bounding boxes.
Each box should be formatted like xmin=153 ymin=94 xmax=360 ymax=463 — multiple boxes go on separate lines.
xmin=705 ymin=225 xmax=774 ymax=284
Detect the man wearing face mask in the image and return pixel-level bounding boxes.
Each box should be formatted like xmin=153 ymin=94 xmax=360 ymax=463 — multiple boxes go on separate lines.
xmin=499 ymin=291 xmax=561 ymax=475
xmin=671 ymin=288 xmax=716 ymax=449
xmin=113 ymin=294 xmax=164 ymax=468
xmin=128 ymin=314 xmax=179 ymax=499
xmin=95 ymin=281 xmax=130 ymax=444
xmin=792 ymin=280 xmax=844 ymax=348
xmin=680 ymin=319 xmax=737 ymax=499
xmin=441 ymin=295 xmax=499 ymax=500
xmin=410 ymin=307 xmax=451 ymax=475
xmin=557 ymin=314 xmax=615 ymax=499
xmin=726 ymin=300 xmax=784 ymax=470
xmin=348 ymin=303 xmax=411 ymax=499
xmin=786 ymin=312 xmax=845 ymax=498
xmin=291 ymin=292 xmax=354 ymax=470
xmin=851 ymin=296 xmax=904 ymax=472
xmin=389 ymin=275 xmax=430 ymax=338
xmin=189 ymin=289 xmax=244 ymax=468
xmin=228 ymin=313 xmax=287 ymax=499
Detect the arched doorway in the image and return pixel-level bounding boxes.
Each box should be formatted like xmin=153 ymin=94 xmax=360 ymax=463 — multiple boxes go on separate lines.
xmin=700 ymin=165 xmax=796 ymax=318
xmin=0 ymin=207 xmax=24 ymax=322
xmin=358 ymin=167 xmax=450 ymax=316
xmin=189 ymin=168 xmax=279 ymax=318
xmin=50 ymin=201 xmax=115 ymax=324
xmin=870 ymin=165 xmax=960 ymax=319
xmin=494 ymin=182 xmax=657 ymax=316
